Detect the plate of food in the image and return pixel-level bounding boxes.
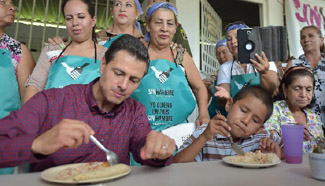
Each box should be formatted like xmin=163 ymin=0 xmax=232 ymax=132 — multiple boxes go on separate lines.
xmin=41 ymin=162 xmax=130 ymax=184
xmin=222 ymin=150 xmax=281 ymax=168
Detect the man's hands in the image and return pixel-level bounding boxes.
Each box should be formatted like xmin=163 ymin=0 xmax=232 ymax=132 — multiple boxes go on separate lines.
xmin=202 ymin=114 xmax=230 ymax=141
xmin=31 ymin=119 xmax=94 ymax=155
xmin=259 ymin=137 xmax=281 ymax=158
xmin=140 ymin=130 xmax=175 ymax=160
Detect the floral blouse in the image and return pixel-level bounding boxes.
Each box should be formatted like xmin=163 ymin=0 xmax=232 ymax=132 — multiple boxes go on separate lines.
xmin=264 ymin=100 xmax=324 ymax=153
xmin=293 ymin=54 xmax=325 ymax=124
xmin=0 ymin=33 xmax=22 ymax=74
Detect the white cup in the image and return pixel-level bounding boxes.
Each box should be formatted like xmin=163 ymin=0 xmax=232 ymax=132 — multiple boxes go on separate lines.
xmin=309 ymin=152 xmax=325 ymax=181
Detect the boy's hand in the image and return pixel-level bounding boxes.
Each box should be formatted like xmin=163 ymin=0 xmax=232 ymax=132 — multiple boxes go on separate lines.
xmin=259 ymin=137 xmax=281 ymax=158
xmin=202 ymin=114 xmax=230 ymax=141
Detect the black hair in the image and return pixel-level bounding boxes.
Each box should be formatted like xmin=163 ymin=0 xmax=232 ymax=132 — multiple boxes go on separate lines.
xmin=104 ymin=34 xmax=150 ymax=74
xmin=61 ymin=0 xmax=97 ymax=42
xmin=233 ymin=85 xmax=274 ymax=122
xmin=276 ymin=66 xmax=316 ymax=108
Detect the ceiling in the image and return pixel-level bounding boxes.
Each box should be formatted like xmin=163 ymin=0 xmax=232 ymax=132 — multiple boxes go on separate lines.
xmin=207 ymin=0 xmax=260 ymax=34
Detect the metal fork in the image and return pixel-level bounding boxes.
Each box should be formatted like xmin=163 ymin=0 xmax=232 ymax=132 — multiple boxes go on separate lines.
xmin=215 ymin=110 xmax=245 ymax=156
xmin=89 ymin=135 xmax=119 ymax=165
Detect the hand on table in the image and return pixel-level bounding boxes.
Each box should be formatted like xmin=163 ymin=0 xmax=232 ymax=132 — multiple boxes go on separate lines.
xmin=259 ymin=137 xmax=281 ymax=158
xmin=140 ymin=130 xmax=175 ymax=160
xmin=31 ymin=119 xmax=94 ymax=155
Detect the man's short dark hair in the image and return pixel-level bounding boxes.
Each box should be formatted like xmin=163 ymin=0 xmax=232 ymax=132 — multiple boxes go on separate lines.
xmin=105 ymin=34 xmax=150 ymax=74
xmin=233 ymin=85 xmax=273 ymax=122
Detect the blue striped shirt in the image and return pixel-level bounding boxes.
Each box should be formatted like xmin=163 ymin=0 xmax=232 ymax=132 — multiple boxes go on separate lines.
xmin=179 ymin=124 xmax=281 ymax=161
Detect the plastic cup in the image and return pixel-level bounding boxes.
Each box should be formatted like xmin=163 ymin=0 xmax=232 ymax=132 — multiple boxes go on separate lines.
xmin=281 ymin=124 xmax=304 ymax=164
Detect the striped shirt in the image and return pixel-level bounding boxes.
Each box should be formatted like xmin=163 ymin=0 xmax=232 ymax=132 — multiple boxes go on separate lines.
xmin=179 ymin=124 xmax=281 ymax=162
xmin=0 ymin=78 xmax=172 ymax=172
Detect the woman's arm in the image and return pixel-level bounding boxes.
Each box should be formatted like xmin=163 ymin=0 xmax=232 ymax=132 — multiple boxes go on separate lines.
xmin=182 ymin=51 xmax=209 ymax=125
xmin=250 ymin=52 xmax=279 ymax=94
xmin=23 ymin=46 xmax=54 ymax=104
xmin=17 ymin=43 xmax=35 ymax=103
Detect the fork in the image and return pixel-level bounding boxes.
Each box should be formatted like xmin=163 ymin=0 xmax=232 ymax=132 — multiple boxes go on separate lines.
xmin=70 ymin=63 xmax=90 ymax=80
xmin=159 ymin=68 xmax=173 ymax=83
xmin=215 ymin=110 xmax=245 ymax=156
xmin=151 ymin=66 xmax=173 ymax=84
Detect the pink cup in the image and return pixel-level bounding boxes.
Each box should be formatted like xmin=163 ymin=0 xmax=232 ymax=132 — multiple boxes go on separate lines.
xmin=281 ymin=124 xmax=304 ymax=164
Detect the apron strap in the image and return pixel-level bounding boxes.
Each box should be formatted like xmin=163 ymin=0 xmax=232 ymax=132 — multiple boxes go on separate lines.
xmin=148 ymin=42 xmax=178 ymax=67
xmin=55 ymin=41 xmax=97 ymax=63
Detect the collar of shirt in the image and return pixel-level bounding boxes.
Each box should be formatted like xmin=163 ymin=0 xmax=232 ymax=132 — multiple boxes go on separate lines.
xmin=86 ymin=78 xmax=126 ymax=118
xmin=215 ymin=134 xmax=254 ymax=143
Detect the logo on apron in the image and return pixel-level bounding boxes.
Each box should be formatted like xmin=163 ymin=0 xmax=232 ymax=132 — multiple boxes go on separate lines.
xmin=151 ymin=66 xmax=174 ymax=84
xmin=61 ymin=62 xmax=90 ymax=80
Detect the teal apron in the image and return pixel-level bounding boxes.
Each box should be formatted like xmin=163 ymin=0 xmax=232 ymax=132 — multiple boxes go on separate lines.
xmin=208 ymin=80 xmax=227 ymax=118
xmin=103 ymin=34 xmax=123 ymax=48
xmin=132 ymin=59 xmax=196 ymax=132
xmin=130 ymin=58 xmax=196 ymax=166
xmin=0 ymin=48 xmax=20 ymax=174
xmin=45 ymin=42 xmax=100 ymax=89
xmin=230 ymin=61 xmax=260 ymax=98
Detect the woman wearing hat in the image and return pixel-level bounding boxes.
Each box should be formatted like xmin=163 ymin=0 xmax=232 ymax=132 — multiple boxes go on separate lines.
xmin=215 ymin=22 xmax=279 ymax=104
xmin=132 ymin=2 xmax=209 ymax=131
xmin=203 ymin=39 xmax=233 ymax=118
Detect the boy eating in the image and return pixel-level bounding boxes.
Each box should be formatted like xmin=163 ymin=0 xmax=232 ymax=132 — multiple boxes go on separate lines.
xmin=174 ymin=86 xmax=281 ymax=162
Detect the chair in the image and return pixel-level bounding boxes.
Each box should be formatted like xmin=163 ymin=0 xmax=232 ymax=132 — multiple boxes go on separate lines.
xmin=161 ymin=123 xmax=196 ymax=151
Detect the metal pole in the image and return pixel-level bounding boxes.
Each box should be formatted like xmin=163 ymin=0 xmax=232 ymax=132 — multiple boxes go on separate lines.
xmin=105 ymin=0 xmax=109 ymax=28
xmin=56 ymin=0 xmax=63 ymax=36
xmin=27 ymin=0 xmax=36 ymax=49
xmin=14 ymin=0 xmax=22 ymax=40
xmin=41 ymin=0 xmax=50 ymax=48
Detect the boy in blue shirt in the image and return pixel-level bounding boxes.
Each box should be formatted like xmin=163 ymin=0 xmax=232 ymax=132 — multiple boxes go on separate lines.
xmin=174 ymin=86 xmax=281 ymax=162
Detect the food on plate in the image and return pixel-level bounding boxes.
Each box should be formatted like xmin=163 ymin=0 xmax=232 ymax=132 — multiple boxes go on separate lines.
xmin=55 ymin=162 xmax=129 ymax=181
xmin=55 ymin=162 xmax=110 ymax=180
xmin=228 ymin=150 xmax=279 ymax=164
xmin=73 ymin=163 xmax=129 ymax=181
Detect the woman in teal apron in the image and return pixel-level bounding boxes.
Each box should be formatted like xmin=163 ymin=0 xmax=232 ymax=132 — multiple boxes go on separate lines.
xmin=133 ymin=2 xmax=209 ymax=131
xmin=0 ymin=0 xmax=35 ymax=175
xmin=215 ymin=22 xmax=278 ymax=103
xmin=24 ymin=0 xmax=103 ymax=102
xmin=205 ymin=39 xmax=233 ymax=118
xmin=130 ymin=2 xmax=209 ymax=165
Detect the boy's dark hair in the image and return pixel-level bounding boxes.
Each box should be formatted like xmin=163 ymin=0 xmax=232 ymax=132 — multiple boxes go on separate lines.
xmin=105 ymin=34 xmax=150 ymax=74
xmin=61 ymin=0 xmax=97 ymax=42
xmin=233 ymin=85 xmax=273 ymax=122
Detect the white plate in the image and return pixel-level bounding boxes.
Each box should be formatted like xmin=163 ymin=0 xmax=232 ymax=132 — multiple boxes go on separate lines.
xmin=222 ymin=155 xmax=281 ymax=168
xmin=41 ymin=162 xmax=131 ymax=184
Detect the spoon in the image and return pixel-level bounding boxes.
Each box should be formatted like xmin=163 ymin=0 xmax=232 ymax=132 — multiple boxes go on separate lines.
xmin=89 ymin=135 xmax=119 ymax=165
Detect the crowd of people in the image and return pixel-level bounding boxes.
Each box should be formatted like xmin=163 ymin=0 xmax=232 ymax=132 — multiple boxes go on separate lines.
xmin=0 ymin=0 xmax=324 ymax=176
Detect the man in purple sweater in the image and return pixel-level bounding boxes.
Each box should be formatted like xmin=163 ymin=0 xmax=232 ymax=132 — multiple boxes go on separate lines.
xmin=0 ymin=34 xmax=175 ymax=172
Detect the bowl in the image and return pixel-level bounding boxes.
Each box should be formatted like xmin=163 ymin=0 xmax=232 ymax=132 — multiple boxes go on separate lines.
xmin=309 ymin=152 xmax=325 ymax=181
